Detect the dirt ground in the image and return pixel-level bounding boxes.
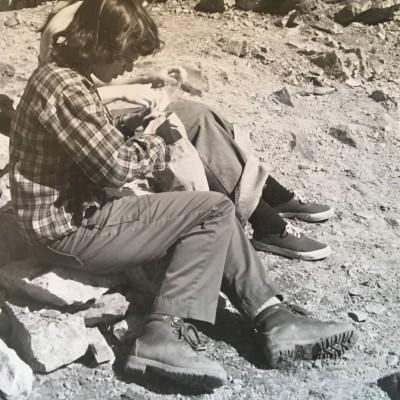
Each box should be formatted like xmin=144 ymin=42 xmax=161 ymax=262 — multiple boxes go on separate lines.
xmin=0 ymin=1 xmax=400 ymax=399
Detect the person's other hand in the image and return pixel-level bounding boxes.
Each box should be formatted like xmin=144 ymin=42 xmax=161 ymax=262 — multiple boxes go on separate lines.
xmin=121 ymin=84 xmax=159 ymax=111
xmin=147 ymin=66 xmax=187 ymax=88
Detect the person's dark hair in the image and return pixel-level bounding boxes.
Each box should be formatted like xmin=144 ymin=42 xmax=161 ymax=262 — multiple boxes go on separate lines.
xmin=53 ymin=0 xmax=161 ymax=66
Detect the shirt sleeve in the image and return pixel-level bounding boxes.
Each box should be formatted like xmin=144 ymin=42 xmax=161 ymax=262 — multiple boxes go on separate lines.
xmin=44 ymin=81 xmax=167 ymax=187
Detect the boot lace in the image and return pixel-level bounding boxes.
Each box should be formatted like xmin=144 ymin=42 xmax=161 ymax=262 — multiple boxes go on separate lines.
xmin=171 ymin=319 xmax=206 ymax=351
xmin=293 ymin=192 xmax=308 ymax=204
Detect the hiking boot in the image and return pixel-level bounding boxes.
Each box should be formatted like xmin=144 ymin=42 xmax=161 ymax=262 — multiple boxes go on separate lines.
xmin=273 ymin=195 xmax=334 ymax=222
xmin=124 ymin=314 xmax=226 ymax=389
xmin=256 ymin=303 xmax=358 ymax=368
xmin=251 ymin=224 xmax=331 ymax=261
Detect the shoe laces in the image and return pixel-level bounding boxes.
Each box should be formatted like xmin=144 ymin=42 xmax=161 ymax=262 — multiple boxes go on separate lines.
xmin=171 ymin=318 xmax=206 ymax=352
xmin=285 ymin=223 xmax=302 ymax=238
xmin=293 ymin=192 xmax=308 ymax=204
xmin=282 ymin=301 xmax=309 ymax=317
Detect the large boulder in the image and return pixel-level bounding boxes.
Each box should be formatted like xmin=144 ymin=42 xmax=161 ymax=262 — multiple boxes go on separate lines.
xmin=334 ymin=0 xmax=400 ymax=26
xmin=0 ymin=257 xmax=124 ymax=307
xmin=5 ymin=302 xmax=89 ymax=373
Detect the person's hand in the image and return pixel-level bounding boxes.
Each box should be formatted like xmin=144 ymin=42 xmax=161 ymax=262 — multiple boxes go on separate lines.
xmin=146 ymin=66 xmax=187 ymax=88
xmin=120 ymin=84 xmax=159 ymax=111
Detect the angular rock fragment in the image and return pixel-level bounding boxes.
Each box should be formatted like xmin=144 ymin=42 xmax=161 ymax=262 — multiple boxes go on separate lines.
xmin=272 ymin=87 xmax=294 ymax=107
xmin=219 ymin=38 xmax=249 ymax=57
xmin=77 ymin=292 xmax=129 ymax=326
xmin=5 ymin=302 xmax=89 ymax=372
xmin=87 ymin=327 xmax=115 ymax=365
xmin=328 ymin=126 xmax=357 ymax=148
xmin=0 ymin=257 xmax=123 ymax=307
xmin=112 ymin=315 xmax=147 ymax=342
xmin=348 ymin=311 xmax=368 ymax=322
xmin=0 ymin=338 xmax=33 ymax=400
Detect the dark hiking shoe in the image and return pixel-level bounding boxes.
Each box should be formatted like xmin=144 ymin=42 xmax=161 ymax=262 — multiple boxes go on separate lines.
xmin=256 ymin=303 xmax=358 ymax=368
xmin=273 ymin=195 xmax=334 ymax=222
xmin=251 ymin=224 xmax=331 ymax=261
xmin=124 ymin=314 xmax=226 ymax=389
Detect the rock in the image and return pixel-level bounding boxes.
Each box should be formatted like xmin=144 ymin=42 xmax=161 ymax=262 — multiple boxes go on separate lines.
xmin=196 ymin=0 xmax=234 ymax=12
xmin=378 ymin=372 xmax=400 ymax=400
xmin=311 ymin=17 xmax=344 ymax=34
xmin=0 ymin=63 xmax=16 ymax=80
xmin=0 ymin=338 xmax=33 ymax=400
xmin=328 ymin=126 xmax=357 ymax=148
xmin=219 ymin=38 xmax=250 ymax=57
xmin=272 ymin=87 xmax=294 ymax=106
xmin=86 ymin=327 xmax=115 ymax=365
xmin=387 ymin=355 xmax=399 ymax=367
xmin=77 ymin=293 xmax=129 ymax=326
xmin=309 ymin=51 xmax=351 ymax=81
xmin=369 ymin=90 xmax=388 ymax=102
xmin=290 ymin=131 xmax=314 ymax=161
xmin=112 ymin=315 xmax=147 ymax=342
xmin=366 ymin=303 xmax=386 ymax=315
xmin=5 ymin=302 xmax=89 ymax=373
xmin=334 ymin=0 xmax=400 ymax=26
xmin=236 ymin=0 xmax=316 ymax=14
xmin=236 ymin=0 xmax=266 ymax=12
xmin=348 ymin=287 xmax=363 ymax=297
xmin=3 ymin=12 xmax=19 ymax=27
xmin=313 ymin=86 xmax=336 ymax=96
xmin=0 ymin=257 xmax=124 ymax=307
xmin=348 ymin=311 xmax=368 ymax=322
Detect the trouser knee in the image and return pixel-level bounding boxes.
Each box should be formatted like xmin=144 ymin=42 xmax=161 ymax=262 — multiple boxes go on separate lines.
xmin=205 ymin=192 xmax=236 ymax=222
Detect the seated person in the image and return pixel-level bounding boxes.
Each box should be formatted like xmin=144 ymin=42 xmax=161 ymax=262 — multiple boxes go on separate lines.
xmin=10 ymin=0 xmax=358 ymax=390
xmin=37 ymin=0 xmax=335 ymax=262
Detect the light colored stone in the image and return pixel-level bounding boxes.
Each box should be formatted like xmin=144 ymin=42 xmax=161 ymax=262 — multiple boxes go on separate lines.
xmin=5 ymin=302 xmax=89 ymax=372
xmin=366 ymin=303 xmax=386 ymax=315
xmin=87 ymin=327 xmax=115 ymax=365
xmin=219 ymin=38 xmax=249 ymax=57
xmin=77 ymin=292 xmax=130 ymax=326
xmin=0 ymin=257 xmax=124 ymax=307
xmin=348 ymin=311 xmax=368 ymax=322
xmin=0 ymin=338 xmax=33 ymax=400
xmin=112 ymin=315 xmax=147 ymax=342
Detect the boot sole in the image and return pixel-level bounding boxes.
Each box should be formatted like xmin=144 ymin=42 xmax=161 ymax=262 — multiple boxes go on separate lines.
xmin=266 ymin=330 xmax=358 ymax=368
xmin=277 ymin=208 xmax=334 ymax=222
xmin=251 ymin=239 xmax=331 ymax=261
xmin=124 ymin=355 xmax=226 ymax=389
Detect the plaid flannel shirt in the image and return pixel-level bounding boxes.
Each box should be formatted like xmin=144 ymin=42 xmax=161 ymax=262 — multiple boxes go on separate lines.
xmin=9 ymin=60 xmax=167 ymax=245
